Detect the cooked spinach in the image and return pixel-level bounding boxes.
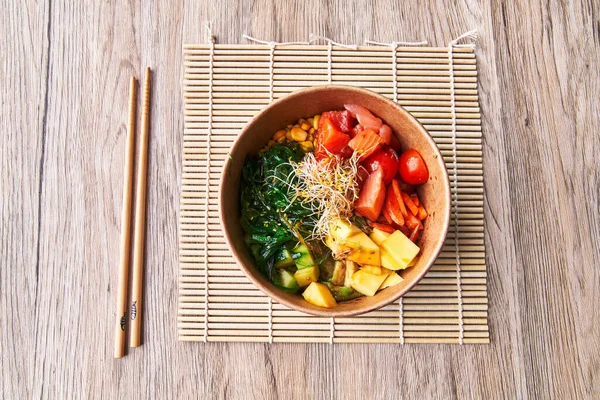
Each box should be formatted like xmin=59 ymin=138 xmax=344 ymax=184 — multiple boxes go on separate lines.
xmin=240 ymin=143 xmax=316 ymax=280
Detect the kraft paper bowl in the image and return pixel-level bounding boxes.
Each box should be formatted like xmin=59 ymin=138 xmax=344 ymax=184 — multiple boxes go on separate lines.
xmin=220 ymin=86 xmax=451 ymax=317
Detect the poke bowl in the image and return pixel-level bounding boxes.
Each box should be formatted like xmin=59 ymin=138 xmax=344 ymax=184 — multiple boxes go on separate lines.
xmin=220 ymin=86 xmax=451 ymax=317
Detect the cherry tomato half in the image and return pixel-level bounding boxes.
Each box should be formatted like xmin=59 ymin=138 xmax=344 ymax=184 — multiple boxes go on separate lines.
xmin=362 ymin=145 xmax=399 ymax=185
xmin=398 ymin=148 xmax=429 ymax=185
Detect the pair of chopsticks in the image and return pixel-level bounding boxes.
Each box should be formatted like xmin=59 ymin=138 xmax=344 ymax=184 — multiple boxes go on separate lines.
xmin=114 ymin=67 xmax=151 ymax=359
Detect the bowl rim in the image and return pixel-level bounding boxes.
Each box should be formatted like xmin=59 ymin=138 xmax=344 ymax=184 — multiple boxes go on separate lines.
xmin=219 ymin=85 xmax=451 ymax=317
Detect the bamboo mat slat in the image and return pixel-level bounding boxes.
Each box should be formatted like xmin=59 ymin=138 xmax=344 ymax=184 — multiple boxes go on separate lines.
xmin=178 ymin=43 xmax=489 ymax=344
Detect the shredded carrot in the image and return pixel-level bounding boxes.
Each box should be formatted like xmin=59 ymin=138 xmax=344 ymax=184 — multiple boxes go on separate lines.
xmin=391 ymin=180 xmax=408 ymax=217
xmin=417 ymin=205 xmax=428 ymax=220
xmin=385 ymin=186 xmax=405 ymax=226
xmin=368 ymin=221 xmax=395 ymax=233
xmin=381 ymin=206 xmax=393 ymax=225
xmin=401 ymin=192 xmax=419 ymax=216
xmin=397 ymin=195 xmax=408 ymax=217
xmin=397 ymin=224 xmax=410 ymax=236
xmin=409 ymin=224 xmax=420 ymax=242
xmin=376 ymin=214 xmax=388 ymax=224
xmin=399 ymin=180 xmax=415 ymax=194
xmin=410 ymin=193 xmax=420 ymax=207
xmin=405 ymin=211 xmax=420 ymax=230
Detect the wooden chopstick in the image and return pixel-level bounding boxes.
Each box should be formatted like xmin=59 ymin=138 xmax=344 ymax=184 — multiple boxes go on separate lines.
xmin=129 ymin=67 xmax=151 ymax=348
xmin=114 ymin=76 xmax=137 ymax=359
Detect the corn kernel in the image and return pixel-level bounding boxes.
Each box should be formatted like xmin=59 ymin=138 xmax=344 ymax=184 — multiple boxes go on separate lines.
xmin=298 ymin=118 xmax=307 ymax=125
xmin=309 ymin=127 xmax=315 ymax=134
xmin=287 ymin=124 xmax=293 ymax=129
xmin=273 ymin=129 xmax=286 ymax=141
xmin=307 ymin=117 xmax=314 ymax=126
xmin=285 ymin=130 xmax=293 ymax=140
xmin=312 ymin=115 xmax=320 ymax=129
xmin=290 ymin=127 xmax=308 ymax=141
xmin=277 ymin=136 xmax=286 ymax=143
xmin=267 ymin=140 xmax=275 ymax=146
xmin=306 ymin=134 xmax=314 ymax=142
xmin=293 ymin=124 xmax=300 ymax=129
xmin=300 ymin=141 xmax=314 ymax=152
xmin=300 ymin=122 xmax=311 ymax=131
xmin=300 ymin=140 xmax=314 ymax=149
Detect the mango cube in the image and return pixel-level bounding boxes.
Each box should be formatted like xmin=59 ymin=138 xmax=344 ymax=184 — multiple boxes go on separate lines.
xmin=381 ymin=249 xmax=402 ymax=271
xmin=379 ymin=272 xmax=403 ymax=289
xmin=302 ymin=282 xmax=337 ymax=308
xmin=360 ymin=265 xmax=383 ymax=275
xmin=344 ymin=260 xmax=359 ymax=287
xmin=327 ymin=219 xmax=381 ymax=266
xmin=331 ymin=260 xmax=346 ymax=286
xmin=369 ymin=228 xmax=391 ymax=246
xmin=329 ymin=218 xmax=361 ymax=238
xmin=380 ymin=231 xmax=420 ymax=270
xmin=380 ymin=267 xmax=394 ymax=275
xmin=350 ymin=270 xmax=388 ymax=296
xmin=344 ymin=232 xmax=381 ymax=266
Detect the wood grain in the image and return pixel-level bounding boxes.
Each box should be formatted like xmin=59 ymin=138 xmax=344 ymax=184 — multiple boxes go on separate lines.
xmin=1 ymin=0 xmax=598 ymax=398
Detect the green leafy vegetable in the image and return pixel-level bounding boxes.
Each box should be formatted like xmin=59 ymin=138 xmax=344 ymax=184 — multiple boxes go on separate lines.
xmin=240 ymin=143 xmax=317 ymax=280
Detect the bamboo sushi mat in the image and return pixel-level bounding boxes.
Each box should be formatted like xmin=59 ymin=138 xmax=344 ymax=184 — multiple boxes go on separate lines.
xmin=179 ymin=40 xmax=489 ymax=344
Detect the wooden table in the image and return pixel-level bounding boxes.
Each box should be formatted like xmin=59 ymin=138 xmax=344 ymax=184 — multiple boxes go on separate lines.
xmin=2 ymin=1 xmax=599 ymax=398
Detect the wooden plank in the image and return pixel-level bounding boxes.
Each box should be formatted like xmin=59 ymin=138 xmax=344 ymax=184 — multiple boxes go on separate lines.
xmin=4 ymin=0 xmax=598 ymax=399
